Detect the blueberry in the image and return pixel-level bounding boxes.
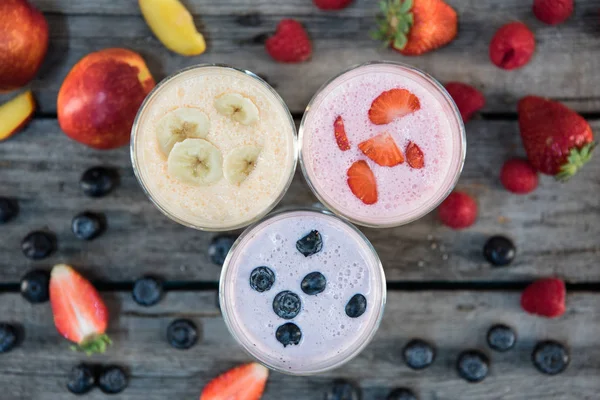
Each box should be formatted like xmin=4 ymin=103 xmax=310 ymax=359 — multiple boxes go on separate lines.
xmin=487 ymin=324 xmax=516 ymax=352
xmin=132 ymin=276 xmax=163 ymax=307
xmin=0 ymin=197 xmax=18 ymax=223
xmin=167 ymin=319 xmax=198 ymax=350
xmin=0 ymin=323 xmax=18 ymax=353
xmin=275 ymin=322 xmax=302 ymax=347
xmin=483 ymin=235 xmax=516 ymax=266
xmin=345 ymin=294 xmax=367 ymax=318
xmin=325 ymin=379 xmax=362 ymax=400
xmin=402 ymin=339 xmax=436 ymax=370
xmin=208 ymin=235 xmax=236 ymax=265
xmin=387 ymin=388 xmax=418 ymax=400
xmin=301 ymin=271 xmax=326 ymax=295
xmin=532 ymin=340 xmax=569 ymax=375
xmin=67 ymin=364 xmax=96 ymax=394
xmin=296 ymin=230 xmax=323 ymax=257
xmin=98 ymin=365 xmax=128 ymax=394
xmin=273 ymin=291 xmax=301 ymax=319
xmin=80 ymin=167 xmax=117 ymax=198
xmin=20 ymin=269 xmax=50 ymax=303
xmin=250 ymin=266 xmax=275 ymax=292
xmin=457 ymin=350 xmax=489 ymax=383
xmin=21 ymin=231 xmax=55 ymax=260
xmin=72 ymin=212 xmax=106 ymax=240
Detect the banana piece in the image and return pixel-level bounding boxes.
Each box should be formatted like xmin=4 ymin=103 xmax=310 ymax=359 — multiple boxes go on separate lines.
xmin=214 ymin=93 xmax=259 ymax=125
xmin=167 ymin=138 xmax=223 ymax=186
xmin=156 ymin=107 xmax=210 ymax=156
xmin=223 ymin=145 xmax=263 ymax=185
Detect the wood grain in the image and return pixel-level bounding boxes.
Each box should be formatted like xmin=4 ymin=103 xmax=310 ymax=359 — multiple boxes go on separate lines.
xmin=1 ymin=119 xmax=599 ymax=283
xmin=2 ymin=0 xmax=600 ymax=114
xmin=0 ymin=290 xmax=598 ymax=400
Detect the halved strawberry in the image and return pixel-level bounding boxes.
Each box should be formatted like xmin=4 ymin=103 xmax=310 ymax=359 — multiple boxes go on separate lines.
xmin=406 ymin=141 xmax=424 ymax=169
xmin=368 ymin=88 xmax=420 ymax=125
xmin=200 ymin=363 xmax=269 ymax=400
xmin=49 ymin=264 xmax=111 ymax=354
xmin=334 ymin=115 xmax=350 ymax=151
xmin=347 ymin=160 xmax=378 ymax=205
xmin=358 ymin=132 xmax=404 ymax=167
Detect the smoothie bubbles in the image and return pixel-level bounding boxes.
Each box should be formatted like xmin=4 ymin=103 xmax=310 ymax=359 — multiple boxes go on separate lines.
xmin=131 ymin=65 xmax=297 ymax=231
xmin=299 ymin=61 xmax=466 ymax=228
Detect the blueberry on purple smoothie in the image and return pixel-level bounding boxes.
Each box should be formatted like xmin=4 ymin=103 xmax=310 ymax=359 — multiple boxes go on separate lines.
xmin=167 ymin=319 xmax=198 ymax=350
xmin=67 ymin=364 xmax=96 ymax=394
xmin=208 ymin=235 xmax=236 ymax=266
xmin=301 ymin=271 xmax=326 ymax=295
xmin=387 ymin=388 xmax=418 ymax=400
xmin=273 ymin=291 xmax=301 ymax=319
xmin=487 ymin=324 xmax=516 ymax=352
xmin=483 ymin=235 xmax=516 ymax=266
xmin=0 ymin=197 xmax=18 ymax=223
xmin=456 ymin=350 xmax=489 ymax=383
xmin=72 ymin=211 xmax=106 ymax=241
xmin=20 ymin=269 xmax=50 ymax=303
xmin=345 ymin=294 xmax=367 ymax=318
xmin=132 ymin=276 xmax=163 ymax=307
xmin=402 ymin=339 xmax=436 ymax=370
xmin=325 ymin=379 xmax=362 ymax=400
xmin=98 ymin=365 xmax=128 ymax=394
xmin=21 ymin=230 xmax=56 ymax=260
xmin=0 ymin=323 xmax=18 ymax=353
xmin=250 ymin=266 xmax=275 ymax=292
xmin=532 ymin=340 xmax=569 ymax=375
xmin=296 ymin=230 xmax=323 ymax=257
xmin=275 ymin=322 xmax=302 ymax=347
xmin=80 ymin=167 xmax=118 ymax=198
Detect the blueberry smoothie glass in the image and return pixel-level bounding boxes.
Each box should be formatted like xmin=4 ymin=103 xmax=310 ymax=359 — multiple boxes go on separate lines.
xmin=299 ymin=61 xmax=466 ymax=228
xmin=219 ymin=208 xmax=386 ymax=375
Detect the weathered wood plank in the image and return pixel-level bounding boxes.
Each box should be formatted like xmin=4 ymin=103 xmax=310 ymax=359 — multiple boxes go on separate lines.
xmin=0 ymin=290 xmax=598 ymax=399
xmin=2 ymin=0 xmax=600 ymax=113
xmin=1 ymin=119 xmax=599 ymax=283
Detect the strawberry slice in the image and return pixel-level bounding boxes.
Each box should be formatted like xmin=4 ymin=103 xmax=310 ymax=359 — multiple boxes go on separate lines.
xmin=347 ymin=160 xmax=378 ymax=205
xmin=406 ymin=141 xmax=425 ymax=169
xmin=358 ymin=132 xmax=404 ymax=167
xmin=368 ymin=88 xmax=420 ymax=125
xmin=200 ymin=363 xmax=269 ymax=400
xmin=334 ymin=115 xmax=350 ymax=151
xmin=49 ymin=264 xmax=111 ymax=354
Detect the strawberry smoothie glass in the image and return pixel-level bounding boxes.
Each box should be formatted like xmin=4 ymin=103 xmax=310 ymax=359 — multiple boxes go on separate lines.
xmin=299 ymin=61 xmax=466 ymax=228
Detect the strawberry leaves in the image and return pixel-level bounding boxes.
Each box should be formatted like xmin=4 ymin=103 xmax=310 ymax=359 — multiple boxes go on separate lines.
xmin=556 ymin=143 xmax=596 ymax=181
xmin=372 ymin=0 xmax=415 ymax=50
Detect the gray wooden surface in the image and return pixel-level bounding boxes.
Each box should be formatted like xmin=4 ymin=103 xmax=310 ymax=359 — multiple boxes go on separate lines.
xmin=1 ymin=1 xmax=600 ymax=399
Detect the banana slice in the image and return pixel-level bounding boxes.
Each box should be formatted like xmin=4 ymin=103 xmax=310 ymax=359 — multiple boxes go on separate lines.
xmin=214 ymin=93 xmax=259 ymax=125
xmin=156 ymin=107 xmax=210 ymax=156
xmin=167 ymin=138 xmax=223 ymax=186
xmin=224 ymin=145 xmax=263 ymax=185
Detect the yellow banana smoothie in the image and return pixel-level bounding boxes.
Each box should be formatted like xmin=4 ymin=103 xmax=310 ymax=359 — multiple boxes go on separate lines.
xmin=131 ymin=65 xmax=297 ymax=231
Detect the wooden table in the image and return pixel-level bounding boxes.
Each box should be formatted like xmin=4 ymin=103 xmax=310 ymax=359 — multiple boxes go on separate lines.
xmin=1 ymin=1 xmax=600 ymax=399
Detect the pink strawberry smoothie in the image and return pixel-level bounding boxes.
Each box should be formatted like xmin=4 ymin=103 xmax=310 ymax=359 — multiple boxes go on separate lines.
xmin=219 ymin=209 xmax=386 ymax=375
xmin=299 ymin=62 xmax=465 ymax=227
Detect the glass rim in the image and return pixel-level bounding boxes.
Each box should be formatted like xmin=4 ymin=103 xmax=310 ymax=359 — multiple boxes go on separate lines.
xmin=297 ymin=60 xmax=467 ymax=229
xmin=130 ymin=63 xmax=298 ymax=232
xmin=219 ymin=207 xmax=387 ymax=375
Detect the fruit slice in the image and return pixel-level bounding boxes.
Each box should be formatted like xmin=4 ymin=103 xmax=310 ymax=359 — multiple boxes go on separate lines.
xmin=334 ymin=116 xmax=350 ymax=151
xmin=214 ymin=93 xmax=259 ymax=125
xmin=167 ymin=139 xmax=223 ymax=186
xmin=358 ymin=132 xmax=404 ymax=167
xmin=368 ymin=88 xmax=420 ymax=125
xmin=406 ymin=141 xmax=425 ymax=169
xmin=138 ymin=0 xmax=206 ymax=56
xmin=156 ymin=107 xmax=210 ymax=156
xmin=0 ymin=91 xmax=35 ymax=141
xmin=347 ymin=160 xmax=378 ymax=205
xmin=49 ymin=264 xmax=111 ymax=354
xmin=224 ymin=145 xmax=262 ymax=185
xmin=200 ymin=362 xmax=269 ymax=400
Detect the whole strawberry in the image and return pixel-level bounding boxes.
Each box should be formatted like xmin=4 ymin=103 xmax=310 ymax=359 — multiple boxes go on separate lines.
xmin=500 ymin=158 xmax=539 ymax=194
xmin=444 ymin=82 xmax=486 ymax=123
xmin=521 ymin=278 xmax=566 ymax=318
xmin=518 ymin=96 xmax=595 ymax=180
xmin=373 ymin=0 xmax=458 ymax=56
xmin=438 ymin=191 xmax=478 ymax=229
xmin=314 ymin=0 xmax=353 ymax=10
xmin=265 ymin=19 xmax=312 ymax=63
xmin=533 ymin=0 xmax=573 ymax=25
xmin=489 ymin=22 xmax=535 ymax=70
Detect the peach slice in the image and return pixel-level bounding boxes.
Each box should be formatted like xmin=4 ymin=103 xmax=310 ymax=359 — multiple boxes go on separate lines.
xmin=0 ymin=90 xmax=35 ymax=141
xmin=139 ymin=0 xmax=206 ymax=56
